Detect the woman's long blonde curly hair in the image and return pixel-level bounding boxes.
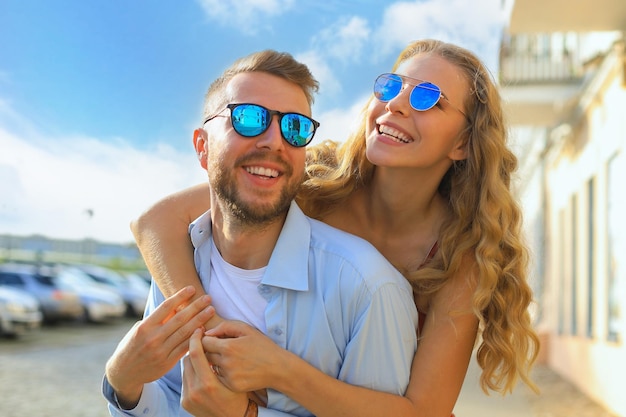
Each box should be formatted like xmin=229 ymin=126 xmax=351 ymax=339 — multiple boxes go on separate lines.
xmin=296 ymin=39 xmax=539 ymax=395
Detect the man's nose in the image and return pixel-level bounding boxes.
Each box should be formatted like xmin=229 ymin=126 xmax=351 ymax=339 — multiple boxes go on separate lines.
xmin=255 ymin=115 xmax=285 ymax=150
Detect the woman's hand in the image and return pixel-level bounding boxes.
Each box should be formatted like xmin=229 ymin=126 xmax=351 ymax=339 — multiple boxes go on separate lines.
xmin=202 ymin=320 xmax=291 ymax=393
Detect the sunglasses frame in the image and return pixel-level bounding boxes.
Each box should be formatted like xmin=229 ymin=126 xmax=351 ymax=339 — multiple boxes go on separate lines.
xmin=204 ymin=103 xmax=320 ymax=148
xmin=374 ymin=73 xmax=468 ymax=120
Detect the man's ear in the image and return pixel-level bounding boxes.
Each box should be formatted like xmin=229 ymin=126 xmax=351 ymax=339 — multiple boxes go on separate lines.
xmin=193 ymin=128 xmax=208 ymax=170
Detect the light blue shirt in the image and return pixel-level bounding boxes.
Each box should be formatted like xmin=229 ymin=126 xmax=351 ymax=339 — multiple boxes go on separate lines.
xmin=104 ymin=202 xmax=418 ymax=417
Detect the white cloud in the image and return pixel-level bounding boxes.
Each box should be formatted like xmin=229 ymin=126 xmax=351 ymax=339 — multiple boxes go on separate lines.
xmin=371 ymin=0 xmax=507 ymax=72
xmin=295 ymin=16 xmax=371 ymax=98
xmin=312 ymin=93 xmax=369 ymax=145
xmin=196 ymin=0 xmax=295 ymax=34
xmin=0 ymin=126 xmax=205 ymax=244
xmin=295 ymin=50 xmax=342 ymax=98
xmin=311 ymin=16 xmax=371 ymax=65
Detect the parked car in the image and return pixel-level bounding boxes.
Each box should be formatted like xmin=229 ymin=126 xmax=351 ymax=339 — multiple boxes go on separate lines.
xmin=0 ymin=285 xmax=42 ymax=337
xmin=0 ymin=263 xmax=84 ymax=323
xmin=126 ymin=270 xmax=152 ymax=287
xmin=75 ymin=265 xmax=149 ymax=317
xmin=122 ymin=271 xmax=152 ymax=293
xmin=52 ymin=266 xmax=127 ymax=323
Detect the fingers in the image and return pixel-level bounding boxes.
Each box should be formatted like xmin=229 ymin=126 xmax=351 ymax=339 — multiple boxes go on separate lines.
xmin=164 ymin=294 xmax=213 ymax=333
xmin=182 ymin=329 xmax=221 ymax=414
xmin=188 ymin=328 xmax=214 ymax=378
xmin=201 ymin=320 xmax=255 ymax=364
xmin=204 ymin=319 xmax=251 ymax=338
xmin=164 ymin=300 xmax=215 ymax=361
xmin=149 ymin=286 xmax=197 ymax=324
xmin=141 ymin=287 xmax=214 ymax=361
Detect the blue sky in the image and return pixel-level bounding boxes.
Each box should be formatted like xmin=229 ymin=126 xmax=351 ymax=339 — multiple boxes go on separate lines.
xmin=0 ymin=0 xmax=508 ymax=243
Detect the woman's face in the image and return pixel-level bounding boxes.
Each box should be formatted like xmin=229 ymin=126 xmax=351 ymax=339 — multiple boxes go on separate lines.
xmin=365 ymin=53 xmax=470 ymax=171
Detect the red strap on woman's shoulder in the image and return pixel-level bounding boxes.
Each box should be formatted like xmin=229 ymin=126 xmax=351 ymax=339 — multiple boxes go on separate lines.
xmin=419 ymin=241 xmax=439 ymax=268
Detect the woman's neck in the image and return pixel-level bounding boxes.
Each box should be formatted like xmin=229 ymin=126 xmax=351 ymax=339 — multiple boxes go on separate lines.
xmin=365 ymin=167 xmax=445 ymax=233
xmin=325 ymin=168 xmax=448 ymax=274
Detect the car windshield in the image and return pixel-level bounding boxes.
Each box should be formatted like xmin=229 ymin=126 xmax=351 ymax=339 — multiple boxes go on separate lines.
xmin=34 ymin=274 xmax=59 ymax=287
xmin=0 ymin=272 xmax=25 ymax=286
xmin=56 ymin=269 xmax=100 ymax=290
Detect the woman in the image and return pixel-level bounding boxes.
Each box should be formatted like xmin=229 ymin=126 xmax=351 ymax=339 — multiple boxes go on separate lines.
xmin=132 ymin=39 xmax=539 ymax=417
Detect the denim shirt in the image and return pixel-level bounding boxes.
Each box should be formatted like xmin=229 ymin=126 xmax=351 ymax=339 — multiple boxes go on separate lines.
xmin=104 ymin=201 xmax=418 ymax=417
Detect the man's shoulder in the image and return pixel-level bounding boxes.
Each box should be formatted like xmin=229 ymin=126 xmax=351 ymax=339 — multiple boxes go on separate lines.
xmin=306 ymin=216 xmax=412 ymax=295
xmin=307 ymin=216 xmax=374 ymax=249
xmin=307 ymin=218 xmax=400 ymax=273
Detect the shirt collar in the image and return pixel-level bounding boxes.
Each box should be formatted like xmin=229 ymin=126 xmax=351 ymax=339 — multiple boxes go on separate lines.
xmin=189 ymin=201 xmax=310 ymax=292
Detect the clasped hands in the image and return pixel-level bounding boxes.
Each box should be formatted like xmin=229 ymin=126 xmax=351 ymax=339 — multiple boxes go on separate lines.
xmin=105 ymin=286 xmax=282 ymax=417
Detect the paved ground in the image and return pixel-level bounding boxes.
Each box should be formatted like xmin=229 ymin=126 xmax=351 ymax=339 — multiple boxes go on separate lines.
xmin=0 ymin=319 xmax=619 ymax=417
xmin=525 ymin=365 xmax=619 ymax=417
xmin=455 ymin=357 xmax=620 ymax=417
xmin=0 ymin=319 xmax=131 ymax=417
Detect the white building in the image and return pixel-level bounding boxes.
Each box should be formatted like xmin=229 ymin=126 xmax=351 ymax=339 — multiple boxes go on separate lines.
xmin=502 ymin=1 xmax=626 ymax=415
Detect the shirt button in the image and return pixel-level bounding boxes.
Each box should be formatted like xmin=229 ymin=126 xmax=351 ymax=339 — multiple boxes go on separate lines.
xmin=274 ymin=328 xmax=283 ymax=336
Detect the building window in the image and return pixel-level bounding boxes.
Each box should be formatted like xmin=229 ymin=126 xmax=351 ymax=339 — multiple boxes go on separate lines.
xmin=607 ymin=153 xmax=624 ymax=343
xmin=586 ymin=178 xmax=595 ymax=339
xmin=571 ymin=194 xmax=578 ymax=336
xmin=558 ymin=209 xmax=566 ymax=335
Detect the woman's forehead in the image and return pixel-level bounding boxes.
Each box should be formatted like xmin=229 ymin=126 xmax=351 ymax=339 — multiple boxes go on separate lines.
xmin=395 ymin=54 xmax=468 ymax=101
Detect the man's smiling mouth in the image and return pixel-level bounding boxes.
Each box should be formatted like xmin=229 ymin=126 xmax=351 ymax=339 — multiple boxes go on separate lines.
xmin=245 ymin=166 xmax=279 ymax=178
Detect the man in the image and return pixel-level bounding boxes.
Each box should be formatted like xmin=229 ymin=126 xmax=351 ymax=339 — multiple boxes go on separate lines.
xmin=102 ymin=50 xmax=417 ymax=417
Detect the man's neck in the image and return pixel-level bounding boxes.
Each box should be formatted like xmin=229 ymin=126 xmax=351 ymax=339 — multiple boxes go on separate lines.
xmin=210 ymin=207 xmax=287 ymax=270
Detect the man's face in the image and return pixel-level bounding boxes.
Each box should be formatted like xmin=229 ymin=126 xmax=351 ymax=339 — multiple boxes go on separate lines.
xmin=197 ymin=71 xmax=309 ymax=225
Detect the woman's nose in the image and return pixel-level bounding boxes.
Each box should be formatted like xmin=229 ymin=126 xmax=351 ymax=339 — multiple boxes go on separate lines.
xmin=385 ymin=85 xmax=412 ymax=116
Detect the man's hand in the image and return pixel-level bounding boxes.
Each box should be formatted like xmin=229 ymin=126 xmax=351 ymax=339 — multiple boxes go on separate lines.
xmin=105 ymin=286 xmax=214 ymax=409
xmin=181 ymin=329 xmax=249 ymax=417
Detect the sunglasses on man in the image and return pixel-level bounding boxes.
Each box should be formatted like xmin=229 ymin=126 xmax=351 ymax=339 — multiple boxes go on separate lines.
xmin=204 ymin=103 xmax=321 ymax=148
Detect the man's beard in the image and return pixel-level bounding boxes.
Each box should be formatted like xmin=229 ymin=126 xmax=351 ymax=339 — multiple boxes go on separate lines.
xmin=208 ymin=153 xmax=303 ymax=226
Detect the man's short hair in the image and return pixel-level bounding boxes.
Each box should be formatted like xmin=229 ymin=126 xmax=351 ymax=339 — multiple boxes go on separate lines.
xmin=203 ymin=50 xmax=319 ymax=120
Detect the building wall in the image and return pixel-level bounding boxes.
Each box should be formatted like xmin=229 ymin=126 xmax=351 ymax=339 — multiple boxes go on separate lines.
xmin=543 ymin=45 xmax=626 ymax=416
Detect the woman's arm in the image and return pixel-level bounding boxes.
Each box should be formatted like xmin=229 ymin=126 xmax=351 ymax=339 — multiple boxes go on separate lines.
xmin=131 ymin=183 xmax=210 ymax=300
xmin=203 ymin=271 xmax=478 ymax=417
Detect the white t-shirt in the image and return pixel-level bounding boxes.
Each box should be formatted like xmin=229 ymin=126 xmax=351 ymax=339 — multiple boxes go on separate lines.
xmin=207 ymin=238 xmax=268 ymax=333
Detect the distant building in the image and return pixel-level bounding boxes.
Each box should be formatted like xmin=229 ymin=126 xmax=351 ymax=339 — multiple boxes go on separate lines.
xmin=503 ymin=1 xmax=626 ymax=415
xmin=0 ymin=233 xmax=144 ymax=268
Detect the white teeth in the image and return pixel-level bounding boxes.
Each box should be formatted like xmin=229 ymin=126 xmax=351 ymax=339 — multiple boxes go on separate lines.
xmin=245 ymin=166 xmax=279 ymax=178
xmin=378 ymin=125 xmax=412 ymax=143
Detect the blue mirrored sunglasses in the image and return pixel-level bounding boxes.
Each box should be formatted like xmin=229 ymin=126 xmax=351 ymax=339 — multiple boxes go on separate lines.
xmin=373 ymin=73 xmax=468 ymax=119
xmin=204 ymin=103 xmax=320 ymax=148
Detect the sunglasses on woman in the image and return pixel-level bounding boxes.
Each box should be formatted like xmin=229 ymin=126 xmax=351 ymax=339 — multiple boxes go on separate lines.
xmin=204 ymin=103 xmax=321 ymax=148
xmin=373 ymin=73 xmax=468 ymax=119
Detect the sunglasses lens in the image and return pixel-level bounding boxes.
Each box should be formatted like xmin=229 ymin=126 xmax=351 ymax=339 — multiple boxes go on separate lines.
xmin=374 ymin=73 xmax=402 ymax=102
xmin=230 ymin=104 xmax=269 ymax=137
xmin=409 ymin=82 xmax=441 ymax=111
xmin=229 ymin=104 xmax=317 ymax=147
xmin=280 ymin=114 xmax=316 ymax=147
xmin=374 ymin=74 xmax=443 ymax=112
